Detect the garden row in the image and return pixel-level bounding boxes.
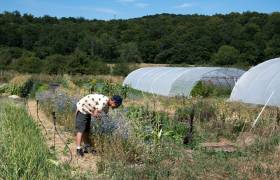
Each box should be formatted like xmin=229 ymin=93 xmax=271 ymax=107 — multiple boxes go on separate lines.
xmin=0 ymin=99 xmax=72 ymax=179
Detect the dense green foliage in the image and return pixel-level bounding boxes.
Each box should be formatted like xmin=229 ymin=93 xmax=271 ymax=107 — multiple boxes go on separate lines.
xmin=0 ymin=11 xmax=280 ymax=74
xmin=0 ymin=100 xmax=70 ymax=179
xmin=191 ymin=81 xmax=232 ymax=97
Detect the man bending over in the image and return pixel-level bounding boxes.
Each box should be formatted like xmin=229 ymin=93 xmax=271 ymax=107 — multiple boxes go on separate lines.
xmin=75 ymin=93 xmax=122 ymax=157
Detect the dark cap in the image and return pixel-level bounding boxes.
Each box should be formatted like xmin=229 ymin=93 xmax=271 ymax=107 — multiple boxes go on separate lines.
xmin=111 ymin=95 xmax=123 ymax=107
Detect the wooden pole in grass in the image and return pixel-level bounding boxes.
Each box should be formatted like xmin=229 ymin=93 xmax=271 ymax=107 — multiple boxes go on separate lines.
xmin=52 ymin=112 xmax=56 ymax=151
xmin=36 ymin=100 xmax=39 ymax=121
xmin=277 ymin=108 xmax=280 ymax=126
xmin=184 ymin=107 xmax=195 ymax=145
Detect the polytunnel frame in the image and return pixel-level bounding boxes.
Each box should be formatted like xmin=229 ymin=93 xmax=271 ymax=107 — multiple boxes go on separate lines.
xmin=123 ymin=67 xmax=245 ymax=97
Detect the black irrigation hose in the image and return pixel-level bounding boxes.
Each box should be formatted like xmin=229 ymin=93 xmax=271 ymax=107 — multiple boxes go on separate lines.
xmin=25 ymin=97 xmax=72 ymax=164
xmin=25 ymin=96 xmax=48 ymax=135
xmin=51 ymin=112 xmax=73 ymax=164
xmin=56 ymin=122 xmax=73 ymax=162
xmin=36 ymin=99 xmax=49 ymax=135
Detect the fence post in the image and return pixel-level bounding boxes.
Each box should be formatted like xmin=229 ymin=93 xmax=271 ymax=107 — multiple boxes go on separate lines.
xmin=183 ymin=108 xmax=195 ymax=145
xmin=51 ymin=112 xmax=56 ymax=151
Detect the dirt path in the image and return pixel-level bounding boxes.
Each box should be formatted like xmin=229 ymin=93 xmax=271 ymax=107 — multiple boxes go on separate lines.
xmin=27 ymin=100 xmax=99 ymax=174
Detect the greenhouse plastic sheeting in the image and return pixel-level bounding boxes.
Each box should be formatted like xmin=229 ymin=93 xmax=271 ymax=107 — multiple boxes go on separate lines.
xmin=230 ymin=57 xmax=280 ymax=106
xmin=123 ymin=67 xmax=245 ymax=97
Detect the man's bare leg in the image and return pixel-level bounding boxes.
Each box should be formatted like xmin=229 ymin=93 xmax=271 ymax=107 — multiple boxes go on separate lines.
xmin=76 ymin=132 xmax=83 ymax=148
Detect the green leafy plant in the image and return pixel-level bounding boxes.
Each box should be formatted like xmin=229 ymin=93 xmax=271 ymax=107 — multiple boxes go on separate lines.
xmin=191 ymin=81 xmax=231 ymax=98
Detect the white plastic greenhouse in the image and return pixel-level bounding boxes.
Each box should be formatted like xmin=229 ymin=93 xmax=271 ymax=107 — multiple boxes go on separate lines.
xmin=230 ymin=57 xmax=280 ymax=106
xmin=123 ymin=67 xmax=245 ymax=97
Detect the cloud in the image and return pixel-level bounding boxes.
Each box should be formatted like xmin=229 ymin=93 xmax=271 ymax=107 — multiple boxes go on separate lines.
xmin=175 ymin=3 xmax=194 ymax=9
xmin=95 ymin=8 xmax=118 ymax=14
xmin=135 ymin=3 xmax=149 ymax=8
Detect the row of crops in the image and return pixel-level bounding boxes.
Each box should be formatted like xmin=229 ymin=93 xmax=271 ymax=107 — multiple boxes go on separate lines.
xmin=0 ymin=99 xmax=72 ymax=179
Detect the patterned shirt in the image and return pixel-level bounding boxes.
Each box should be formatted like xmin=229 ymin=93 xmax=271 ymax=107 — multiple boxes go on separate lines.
xmin=76 ymin=94 xmax=109 ymax=115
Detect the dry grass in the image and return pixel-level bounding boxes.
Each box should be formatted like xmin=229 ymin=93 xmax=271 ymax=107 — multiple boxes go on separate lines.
xmin=107 ymin=63 xmax=168 ymax=68
xmin=9 ymin=75 xmax=32 ymax=86
xmin=31 ymin=73 xmax=124 ymax=85
xmin=0 ymin=70 xmax=20 ymax=83
xmin=70 ymin=74 xmax=124 ymax=84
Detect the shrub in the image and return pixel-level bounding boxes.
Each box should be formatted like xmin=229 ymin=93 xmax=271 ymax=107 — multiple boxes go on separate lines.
xmin=112 ymin=62 xmax=131 ymax=76
xmin=0 ymin=83 xmax=9 ymax=94
xmin=191 ymin=81 xmax=231 ymax=98
xmin=61 ymin=74 xmax=78 ymax=90
xmin=29 ymin=82 xmax=49 ymax=98
xmin=7 ymin=75 xmax=33 ymax=97
xmin=85 ymin=80 xmax=129 ymax=99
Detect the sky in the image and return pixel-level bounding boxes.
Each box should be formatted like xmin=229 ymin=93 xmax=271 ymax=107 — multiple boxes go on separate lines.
xmin=0 ymin=0 xmax=279 ymax=20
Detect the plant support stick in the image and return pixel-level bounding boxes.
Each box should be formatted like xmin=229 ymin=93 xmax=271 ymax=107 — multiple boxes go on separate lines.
xmin=252 ymin=91 xmax=275 ymax=128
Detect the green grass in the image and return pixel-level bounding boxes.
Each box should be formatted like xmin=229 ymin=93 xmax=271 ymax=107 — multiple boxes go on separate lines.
xmin=0 ymin=99 xmax=71 ymax=179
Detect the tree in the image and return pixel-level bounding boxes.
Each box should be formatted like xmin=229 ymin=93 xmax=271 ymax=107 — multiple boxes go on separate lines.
xmin=119 ymin=42 xmax=142 ymax=63
xmin=138 ymin=40 xmax=160 ymax=63
xmin=66 ymin=50 xmax=89 ymax=74
xmin=52 ymin=28 xmax=79 ymax=55
xmin=14 ymin=54 xmax=43 ymax=73
xmin=264 ymin=35 xmax=280 ymax=59
xmin=44 ymin=54 xmax=68 ymax=74
xmin=155 ymin=48 xmax=175 ymax=63
xmin=212 ymin=45 xmax=240 ymax=65
xmin=0 ymin=11 xmax=279 ymax=72
xmin=87 ymin=57 xmax=110 ymax=75
xmin=0 ymin=47 xmax=23 ymax=70
xmin=112 ymin=61 xmax=131 ymax=76
xmin=77 ymin=35 xmax=103 ymax=57
xmin=98 ymin=33 xmax=119 ymax=62
xmin=22 ymin=25 xmax=39 ymax=50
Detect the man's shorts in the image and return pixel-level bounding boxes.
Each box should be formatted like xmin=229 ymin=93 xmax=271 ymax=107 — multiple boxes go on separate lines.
xmin=75 ymin=111 xmax=91 ymax=133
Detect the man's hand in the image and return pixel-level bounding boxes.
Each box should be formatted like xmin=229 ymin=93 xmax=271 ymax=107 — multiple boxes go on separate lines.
xmin=91 ymin=109 xmax=102 ymax=118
